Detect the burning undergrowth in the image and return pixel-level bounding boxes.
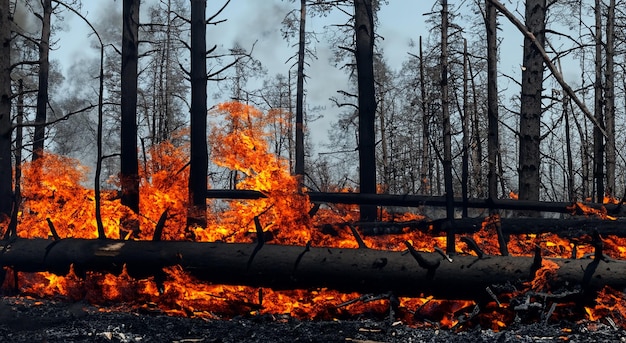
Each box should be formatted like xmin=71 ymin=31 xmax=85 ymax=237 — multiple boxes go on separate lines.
xmin=2 ymin=101 xmax=626 ymax=331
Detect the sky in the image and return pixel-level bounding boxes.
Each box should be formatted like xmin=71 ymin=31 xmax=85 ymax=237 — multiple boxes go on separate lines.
xmin=47 ymin=0 xmax=529 ymax=153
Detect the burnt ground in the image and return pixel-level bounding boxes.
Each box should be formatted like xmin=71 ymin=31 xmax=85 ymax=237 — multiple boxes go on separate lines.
xmin=0 ymin=297 xmax=624 ymax=343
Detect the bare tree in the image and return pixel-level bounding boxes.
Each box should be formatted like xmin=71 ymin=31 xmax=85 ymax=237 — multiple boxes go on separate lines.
xmin=354 ymin=0 xmax=377 ymax=222
xmin=486 ymin=0 xmax=499 ymax=202
xmin=120 ymin=0 xmax=140 ymax=236
xmin=593 ymin=0 xmax=604 ymax=202
xmin=518 ymin=0 xmax=546 ymax=203
xmin=440 ymin=0 xmax=455 ymax=253
xmin=0 ymin=0 xmax=12 ymax=217
xmin=187 ymin=0 xmax=209 ymax=229
xmin=294 ymin=0 xmax=306 ymax=183
xmin=32 ymin=0 xmax=52 ymax=160
xmin=605 ymin=0 xmax=616 ymax=197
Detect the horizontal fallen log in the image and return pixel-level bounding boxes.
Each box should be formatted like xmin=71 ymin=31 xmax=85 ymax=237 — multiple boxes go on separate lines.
xmin=206 ymin=190 xmax=626 ymax=216
xmin=327 ymin=217 xmax=626 ymax=238
xmin=440 ymin=217 xmax=626 ymax=238
xmin=1 ymin=238 xmax=625 ymax=300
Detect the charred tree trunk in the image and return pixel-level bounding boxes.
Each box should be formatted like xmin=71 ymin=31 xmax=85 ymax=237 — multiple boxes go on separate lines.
xmin=518 ymin=0 xmax=545 ymax=204
xmin=1 ymin=238 xmax=625 ymax=301
xmin=32 ymin=0 xmax=52 ymax=161
xmin=419 ymin=36 xmax=430 ymax=196
xmin=121 ymin=0 xmax=141 ymax=236
xmin=604 ymin=0 xmax=615 ymax=198
xmin=205 ymin=189 xmax=626 ymax=216
xmin=294 ymin=0 xmax=306 ymax=183
xmin=0 ymin=0 xmax=12 ymax=218
xmin=440 ymin=0 xmax=455 ymax=253
xmin=354 ymin=0 xmax=377 ymax=222
xmin=486 ymin=0 xmax=498 ymax=203
xmin=593 ymin=0 xmax=604 ymax=203
xmin=461 ymin=39 xmax=469 ymax=217
xmin=188 ymin=0 xmax=208 ymax=229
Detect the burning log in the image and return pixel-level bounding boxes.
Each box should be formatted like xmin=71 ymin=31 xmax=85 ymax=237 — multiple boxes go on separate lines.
xmin=2 ymin=238 xmax=626 ymax=301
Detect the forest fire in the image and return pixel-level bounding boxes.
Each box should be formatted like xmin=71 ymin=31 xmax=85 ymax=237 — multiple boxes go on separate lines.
xmin=2 ymin=102 xmax=626 ymax=332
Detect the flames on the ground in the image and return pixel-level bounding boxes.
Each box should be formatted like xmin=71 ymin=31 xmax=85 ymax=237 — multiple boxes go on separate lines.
xmin=4 ymin=101 xmax=626 ymax=330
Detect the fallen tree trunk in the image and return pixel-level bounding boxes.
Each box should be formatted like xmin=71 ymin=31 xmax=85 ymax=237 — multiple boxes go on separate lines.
xmin=1 ymin=238 xmax=624 ymax=300
xmin=206 ymin=190 xmax=626 ymax=216
xmin=441 ymin=217 xmax=626 ymax=238
xmin=344 ymin=217 xmax=626 ymax=238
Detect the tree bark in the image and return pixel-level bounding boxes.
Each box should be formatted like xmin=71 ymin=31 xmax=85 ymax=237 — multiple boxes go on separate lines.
xmin=419 ymin=36 xmax=430 ymax=196
xmin=593 ymin=0 xmax=604 ymax=203
xmin=440 ymin=0 xmax=455 ymax=253
xmin=604 ymin=0 xmax=615 ymax=197
xmin=354 ymin=0 xmax=377 ymax=222
xmin=2 ymin=238 xmax=625 ymax=300
xmin=518 ymin=0 xmax=545 ymax=204
xmin=0 ymin=0 xmax=12 ymax=217
xmin=436 ymin=217 xmax=626 ymax=238
xmin=121 ymin=0 xmax=141 ymax=235
xmin=32 ymin=0 xmax=52 ymax=161
xmin=205 ymin=189 xmax=626 ymax=216
xmin=461 ymin=39 xmax=469 ymax=217
xmin=294 ymin=0 xmax=306 ymax=182
xmin=188 ymin=0 xmax=208 ymax=229
xmin=486 ymin=0 xmax=499 ymax=203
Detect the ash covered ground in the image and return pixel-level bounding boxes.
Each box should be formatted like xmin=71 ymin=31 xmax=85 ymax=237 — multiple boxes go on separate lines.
xmin=0 ymin=297 xmax=624 ymax=343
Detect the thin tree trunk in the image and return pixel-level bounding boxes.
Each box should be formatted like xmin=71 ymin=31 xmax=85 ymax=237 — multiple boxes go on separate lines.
xmin=604 ymin=0 xmax=615 ymax=198
xmin=354 ymin=0 xmax=377 ymax=222
xmin=468 ymin=55 xmax=482 ymax=198
xmin=461 ymin=39 xmax=469 ymax=217
xmin=593 ymin=0 xmax=604 ymax=203
xmin=564 ymin=95 xmax=574 ymax=202
xmin=294 ymin=0 xmax=306 ymax=184
xmin=8 ymin=80 xmax=23 ymax=238
xmin=0 ymin=0 xmax=12 ymax=217
xmin=188 ymin=0 xmax=208 ymax=229
xmin=419 ymin=36 xmax=430 ymax=196
xmin=440 ymin=0 xmax=455 ymax=253
xmin=486 ymin=0 xmax=498 ymax=202
xmin=32 ymin=0 xmax=52 ymax=161
xmin=121 ymin=0 xmax=141 ymax=236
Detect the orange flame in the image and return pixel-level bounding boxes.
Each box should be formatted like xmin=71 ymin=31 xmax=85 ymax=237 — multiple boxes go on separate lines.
xmin=8 ymin=101 xmax=626 ymax=330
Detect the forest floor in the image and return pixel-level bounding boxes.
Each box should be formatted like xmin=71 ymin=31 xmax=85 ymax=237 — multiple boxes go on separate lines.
xmin=0 ymin=297 xmax=625 ymax=342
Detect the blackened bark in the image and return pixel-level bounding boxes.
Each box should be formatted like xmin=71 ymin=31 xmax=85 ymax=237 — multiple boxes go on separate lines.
xmin=604 ymin=0 xmax=615 ymax=197
xmin=32 ymin=0 xmax=52 ymax=161
xmin=294 ymin=0 xmax=306 ymax=182
xmin=2 ymin=238 xmax=625 ymax=300
xmin=188 ymin=0 xmax=208 ymax=228
xmin=593 ymin=0 xmax=604 ymax=203
xmin=206 ymin=190 xmax=626 ymax=217
xmin=486 ymin=0 xmax=499 ymax=203
xmin=121 ymin=0 xmax=140 ymax=233
xmin=0 ymin=0 xmax=12 ymax=217
xmin=354 ymin=0 xmax=377 ymax=222
xmin=440 ymin=0 xmax=455 ymax=253
xmin=419 ymin=36 xmax=430 ymax=196
xmin=518 ymin=0 xmax=545 ymax=203
xmin=461 ymin=39 xmax=469 ymax=217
